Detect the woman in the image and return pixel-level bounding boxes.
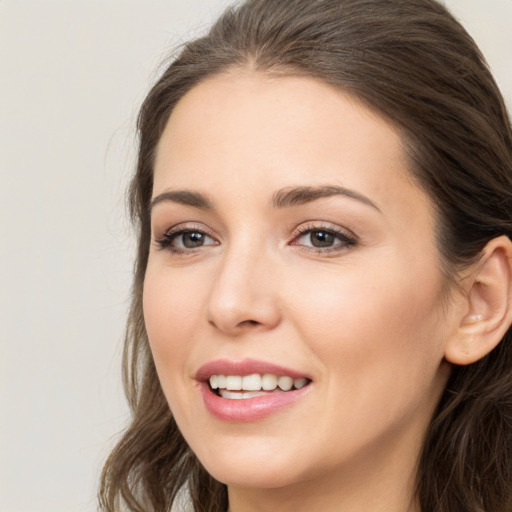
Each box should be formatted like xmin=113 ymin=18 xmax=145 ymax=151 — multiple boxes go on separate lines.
xmin=100 ymin=0 xmax=512 ymax=510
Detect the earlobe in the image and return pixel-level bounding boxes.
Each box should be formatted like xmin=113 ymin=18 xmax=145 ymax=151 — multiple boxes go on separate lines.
xmin=445 ymin=236 xmax=512 ymax=366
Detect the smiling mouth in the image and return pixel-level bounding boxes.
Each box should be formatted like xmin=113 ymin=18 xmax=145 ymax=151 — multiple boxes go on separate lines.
xmin=209 ymin=373 xmax=311 ymax=399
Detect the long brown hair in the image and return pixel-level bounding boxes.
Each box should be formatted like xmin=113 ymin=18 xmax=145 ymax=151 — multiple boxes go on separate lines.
xmin=99 ymin=1 xmax=512 ymax=511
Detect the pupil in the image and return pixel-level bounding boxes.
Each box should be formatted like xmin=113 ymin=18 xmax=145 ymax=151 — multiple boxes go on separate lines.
xmin=183 ymin=232 xmax=204 ymax=248
xmin=311 ymin=230 xmax=334 ymax=247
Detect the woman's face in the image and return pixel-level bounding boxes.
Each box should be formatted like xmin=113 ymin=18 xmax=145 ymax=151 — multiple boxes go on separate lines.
xmin=144 ymin=72 xmax=457 ymax=493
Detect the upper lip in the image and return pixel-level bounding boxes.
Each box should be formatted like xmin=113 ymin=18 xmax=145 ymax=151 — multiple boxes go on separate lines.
xmin=195 ymin=358 xmax=311 ymax=381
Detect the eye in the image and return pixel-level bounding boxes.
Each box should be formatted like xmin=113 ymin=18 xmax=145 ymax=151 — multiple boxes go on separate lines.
xmin=301 ymin=230 xmax=338 ymax=248
xmin=173 ymin=231 xmax=214 ymax=249
xmin=292 ymin=225 xmax=357 ymax=253
xmin=155 ymin=226 xmax=218 ymax=253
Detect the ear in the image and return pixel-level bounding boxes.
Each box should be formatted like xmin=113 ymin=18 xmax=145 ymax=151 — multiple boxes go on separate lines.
xmin=445 ymin=236 xmax=512 ymax=366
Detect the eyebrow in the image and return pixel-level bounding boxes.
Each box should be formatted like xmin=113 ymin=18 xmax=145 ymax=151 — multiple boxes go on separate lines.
xmin=271 ymin=185 xmax=381 ymax=211
xmin=150 ymin=190 xmax=214 ymax=211
xmin=149 ymin=185 xmax=380 ymax=213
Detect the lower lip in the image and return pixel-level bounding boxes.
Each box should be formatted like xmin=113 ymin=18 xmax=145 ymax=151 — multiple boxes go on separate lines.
xmin=200 ymin=382 xmax=311 ymax=422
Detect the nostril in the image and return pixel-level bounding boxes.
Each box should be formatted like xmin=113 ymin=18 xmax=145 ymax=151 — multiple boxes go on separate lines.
xmin=207 ymin=318 xmax=259 ymax=330
xmin=240 ymin=320 xmax=260 ymax=327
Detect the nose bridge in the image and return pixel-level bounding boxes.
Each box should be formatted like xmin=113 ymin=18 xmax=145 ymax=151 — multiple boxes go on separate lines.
xmin=205 ymin=235 xmax=280 ymax=334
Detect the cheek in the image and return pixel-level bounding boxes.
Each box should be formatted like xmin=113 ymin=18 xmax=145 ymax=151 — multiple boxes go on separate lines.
xmin=285 ymin=259 xmax=449 ymax=463
xmin=142 ymin=264 xmax=206 ymax=379
xmin=288 ymin=253 xmax=447 ymax=396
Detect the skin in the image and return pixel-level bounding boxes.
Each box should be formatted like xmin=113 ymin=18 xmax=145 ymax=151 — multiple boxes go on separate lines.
xmin=143 ymin=71 xmax=465 ymax=512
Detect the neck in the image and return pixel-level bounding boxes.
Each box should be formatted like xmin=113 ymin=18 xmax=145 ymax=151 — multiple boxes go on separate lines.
xmin=226 ymin=423 xmax=424 ymax=512
xmin=228 ymin=470 xmax=419 ymax=512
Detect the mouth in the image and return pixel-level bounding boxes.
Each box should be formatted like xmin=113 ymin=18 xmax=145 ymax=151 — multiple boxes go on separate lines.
xmin=209 ymin=373 xmax=310 ymax=399
xmin=196 ymin=359 xmax=312 ymax=421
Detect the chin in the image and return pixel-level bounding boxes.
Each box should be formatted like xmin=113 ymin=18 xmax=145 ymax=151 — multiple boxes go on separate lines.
xmin=207 ymin=464 xmax=303 ymax=490
xmin=195 ymin=444 xmax=309 ymax=489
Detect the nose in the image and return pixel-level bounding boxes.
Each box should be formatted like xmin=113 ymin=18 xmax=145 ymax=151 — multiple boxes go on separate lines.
xmin=205 ymin=244 xmax=282 ymax=336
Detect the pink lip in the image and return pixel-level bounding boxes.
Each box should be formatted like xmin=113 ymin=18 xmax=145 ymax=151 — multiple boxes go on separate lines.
xmin=195 ymin=358 xmax=310 ymax=381
xmin=195 ymin=359 xmax=312 ymax=422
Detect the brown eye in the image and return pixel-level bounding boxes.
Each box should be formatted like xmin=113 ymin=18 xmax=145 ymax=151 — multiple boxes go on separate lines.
xmin=309 ymin=230 xmax=336 ymax=248
xmin=294 ymin=227 xmax=357 ymax=253
xmin=157 ymin=228 xmax=218 ymax=252
xmin=181 ymin=231 xmax=207 ymax=248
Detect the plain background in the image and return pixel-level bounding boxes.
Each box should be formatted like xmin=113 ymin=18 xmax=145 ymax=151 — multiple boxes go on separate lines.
xmin=0 ymin=1 xmax=511 ymax=511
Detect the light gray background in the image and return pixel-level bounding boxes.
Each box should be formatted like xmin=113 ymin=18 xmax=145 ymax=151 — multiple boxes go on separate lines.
xmin=1 ymin=1 xmax=511 ymax=511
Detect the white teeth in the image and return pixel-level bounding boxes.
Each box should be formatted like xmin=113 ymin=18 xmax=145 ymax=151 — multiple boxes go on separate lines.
xmin=209 ymin=373 xmax=310 ymax=393
xmin=225 ymin=375 xmax=242 ymax=390
xmin=261 ymin=373 xmax=278 ymax=391
xmin=220 ymin=389 xmax=278 ymax=399
xmin=219 ymin=390 xmax=245 ymax=400
xmin=293 ymin=377 xmax=308 ymax=389
xmin=277 ymin=376 xmax=293 ymax=391
xmin=242 ymin=374 xmax=262 ymax=391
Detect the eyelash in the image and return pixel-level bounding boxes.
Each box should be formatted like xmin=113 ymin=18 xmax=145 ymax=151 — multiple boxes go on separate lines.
xmin=290 ymin=223 xmax=358 ymax=254
xmin=154 ymin=223 xmax=358 ymax=256
xmin=155 ymin=224 xmax=218 ymax=255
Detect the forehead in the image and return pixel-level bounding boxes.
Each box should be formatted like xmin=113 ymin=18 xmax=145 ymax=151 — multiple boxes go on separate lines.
xmin=153 ymin=71 xmax=428 ymax=218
